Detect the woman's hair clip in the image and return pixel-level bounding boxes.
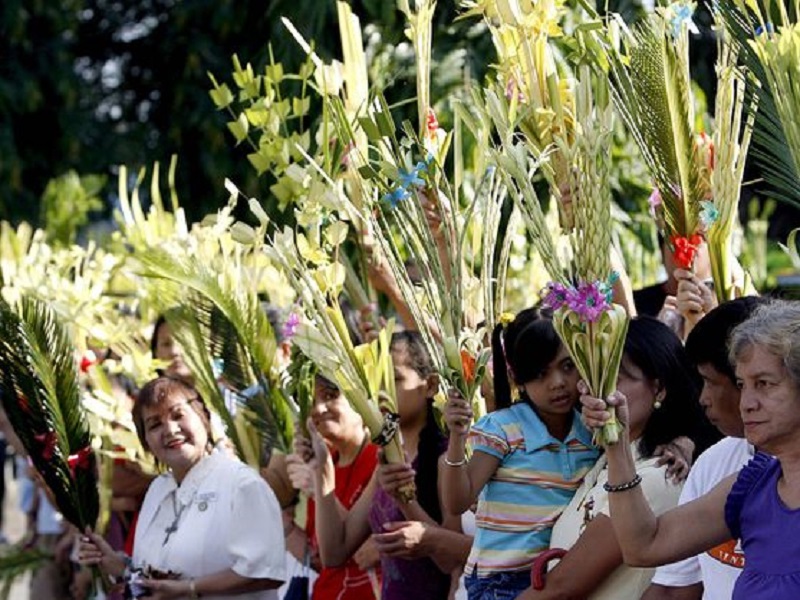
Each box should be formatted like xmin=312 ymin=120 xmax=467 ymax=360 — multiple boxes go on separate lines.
xmin=498 ymin=312 xmax=515 ymax=328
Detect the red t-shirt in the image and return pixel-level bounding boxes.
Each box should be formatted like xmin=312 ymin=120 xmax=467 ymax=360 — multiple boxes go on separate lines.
xmin=307 ymin=442 xmax=381 ymax=600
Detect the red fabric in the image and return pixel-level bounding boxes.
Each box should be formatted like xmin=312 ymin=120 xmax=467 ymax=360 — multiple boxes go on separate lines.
xmin=124 ymin=510 xmax=139 ymax=557
xmin=307 ymin=442 xmax=380 ymax=600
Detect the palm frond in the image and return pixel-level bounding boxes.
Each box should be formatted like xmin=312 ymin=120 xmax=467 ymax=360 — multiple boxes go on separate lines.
xmin=0 ymin=545 xmax=53 ymax=600
xmin=717 ymin=0 xmax=800 ymax=206
xmin=607 ymin=13 xmax=703 ymax=237
xmin=0 ymin=297 xmax=98 ymax=530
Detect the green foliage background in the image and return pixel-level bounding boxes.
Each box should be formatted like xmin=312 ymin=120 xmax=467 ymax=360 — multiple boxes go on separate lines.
xmin=2 ymin=0 xmax=798 ymax=238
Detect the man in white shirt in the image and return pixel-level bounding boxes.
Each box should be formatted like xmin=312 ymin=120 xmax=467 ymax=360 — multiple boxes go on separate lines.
xmin=642 ymin=296 xmax=766 ymax=600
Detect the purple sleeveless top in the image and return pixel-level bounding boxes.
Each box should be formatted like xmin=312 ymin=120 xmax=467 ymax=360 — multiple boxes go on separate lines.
xmin=367 ymin=443 xmax=450 ymax=600
xmin=725 ymin=452 xmax=800 ymax=599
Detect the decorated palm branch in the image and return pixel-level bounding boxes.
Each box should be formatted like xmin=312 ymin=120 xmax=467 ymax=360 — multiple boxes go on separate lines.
xmin=128 ymin=197 xmax=296 ymax=463
xmin=605 ymin=3 xmax=707 ymax=271
xmin=460 ymin=0 xmax=578 ymax=228
xmin=488 ymin=67 xmax=630 ymax=444
xmin=265 ymin=227 xmax=414 ymax=502
xmin=326 ymin=93 xmax=492 ymax=418
xmin=0 ymin=296 xmax=99 ymax=530
xmin=706 ymin=39 xmax=758 ymax=303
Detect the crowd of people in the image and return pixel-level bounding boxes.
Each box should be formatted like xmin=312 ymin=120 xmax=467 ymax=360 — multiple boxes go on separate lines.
xmin=0 ymin=231 xmax=792 ymax=600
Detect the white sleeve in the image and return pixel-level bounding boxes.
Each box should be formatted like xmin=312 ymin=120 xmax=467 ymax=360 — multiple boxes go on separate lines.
xmin=227 ymin=469 xmax=287 ymax=582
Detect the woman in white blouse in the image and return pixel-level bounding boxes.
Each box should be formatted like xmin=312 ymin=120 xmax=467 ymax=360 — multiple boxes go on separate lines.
xmin=78 ymin=376 xmax=286 ymax=599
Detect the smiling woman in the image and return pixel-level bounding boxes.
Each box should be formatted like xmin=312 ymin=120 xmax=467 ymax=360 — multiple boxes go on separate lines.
xmin=77 ymin=376 xmax=287 ymax=600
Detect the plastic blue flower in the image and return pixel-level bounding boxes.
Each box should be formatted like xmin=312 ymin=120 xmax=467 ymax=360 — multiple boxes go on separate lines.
xmin=755 ymin=22 xmax=775 ymax=36
xmin=669 ymin=2 xmax=696 ymax=38
xmin=398 ymin=166 xmax=425 ymax=189
xmin=700 ymin=200 xmax=720 ymax=227
xmin=383 ymin=187 xmax=411 ymax=207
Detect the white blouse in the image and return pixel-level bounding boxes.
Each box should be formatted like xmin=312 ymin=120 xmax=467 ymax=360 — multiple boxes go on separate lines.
xmin=133 ymin=451 xmax=286 ymax=600
xmin=549 ymin=444 xmax=683 ymax=600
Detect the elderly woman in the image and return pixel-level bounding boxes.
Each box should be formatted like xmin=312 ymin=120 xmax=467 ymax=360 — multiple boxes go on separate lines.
xmin=582 ymin=300 xmax=800 ymax=599
xmin=78 ymin=376 xmax=286 ymax=599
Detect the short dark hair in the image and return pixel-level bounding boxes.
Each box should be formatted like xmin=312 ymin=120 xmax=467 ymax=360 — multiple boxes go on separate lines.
xmin=685 ymin=296 xmax=769 ymax=382
xmin=133 ymin=376 xmax=213 ymax=452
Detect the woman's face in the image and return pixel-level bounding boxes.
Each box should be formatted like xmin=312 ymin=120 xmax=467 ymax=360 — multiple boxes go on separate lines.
xmin=522 ymin=344 xmax=580 ymax=419
xmin=392 ymin=346 xmax=434 ymax=425
xmin=141 ymin=393 xmax=209 ymax=477
xmin=310 ymin=380 xmax=364 ymax=443
xmin=616 ymin=353 xmax=660 ymax=440
xmin=154 ymin=323 xmax=193 ymax=383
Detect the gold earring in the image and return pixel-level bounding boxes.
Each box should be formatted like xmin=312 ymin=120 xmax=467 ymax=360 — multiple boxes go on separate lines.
xmin=654 ymin=392 xmax=665 ymax=409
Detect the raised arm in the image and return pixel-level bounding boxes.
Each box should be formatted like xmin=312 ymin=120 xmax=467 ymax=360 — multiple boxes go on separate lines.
xmin=581 ymin=388 xmax=733 ymax=567
xmin=440 ymin=390 xmax=500 ymax=514
xmin=309 ymin=421 xmax=376 ymax=567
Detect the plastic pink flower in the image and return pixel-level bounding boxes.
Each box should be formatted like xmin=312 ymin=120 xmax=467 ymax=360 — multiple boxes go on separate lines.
xmin=282 ymin=312 xmax=300 ymax=341
xmin=567 ymin=281 xmax=611 ymax=322
xmin=542 ymin=282 xmax=570 ymax=311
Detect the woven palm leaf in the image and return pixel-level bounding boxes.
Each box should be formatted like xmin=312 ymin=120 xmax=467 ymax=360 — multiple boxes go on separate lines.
xmin=0 ymin=296 xmax=98 ymax=530
xmin=608 ymin=14 xmax=703 ymax=238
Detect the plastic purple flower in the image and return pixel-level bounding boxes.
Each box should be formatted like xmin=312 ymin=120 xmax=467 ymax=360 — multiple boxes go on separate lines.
xmin=282 ymin=312 xmax=300 ymax=341
xmin=542 ymin=282 xmax=571 ymax=311
xmin=567 ymin=281 xmax=611 ymax=322
xmin=648 ymin=188 xmax=662 ymax=216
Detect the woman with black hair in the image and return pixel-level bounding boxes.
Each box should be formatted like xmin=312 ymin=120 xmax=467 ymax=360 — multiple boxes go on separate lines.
xmin=515 ymin=316 xmax=704 ymax=599
xmin=308 ymin=331 xmax=471 ymax=600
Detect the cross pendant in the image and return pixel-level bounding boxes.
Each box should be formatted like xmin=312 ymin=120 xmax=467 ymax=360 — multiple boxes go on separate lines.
xmin=163 ymin=518 xmax=180 ymax=545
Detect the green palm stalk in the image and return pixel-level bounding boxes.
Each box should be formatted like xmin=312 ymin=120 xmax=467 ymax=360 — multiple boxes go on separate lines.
xmin=0 ymin=545 xmax=53 ymax=600
xmin=708 ymin=40 xmax=757 ymax=303
xmin=0 ymin=296 xmax=98 ymax=530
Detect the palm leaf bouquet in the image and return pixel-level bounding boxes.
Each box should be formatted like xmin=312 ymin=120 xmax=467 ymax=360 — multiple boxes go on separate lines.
xmin=325 ymin=91 xmax=492 ymax=422
xmin=489 ymin=67 xmax=630 ymax=444
xmin=265 ymin=227 xmax=415 ymax=502
xmin=717 ymin=0 xmax=800 ymax=207
xmin=606 ymin=3 xmax=707 ymax=272
xmin=0 ymin=296 xmax=99 ymax=530
xmin=706 ymin=37 xmax=757 ymax=303
xmin=747 ymin=10 xmax=800 ymax=209
xmin=460 ymin=0 xmax=578 ymax=228
xmin=127 ymin=193 xmax=296 ymax=465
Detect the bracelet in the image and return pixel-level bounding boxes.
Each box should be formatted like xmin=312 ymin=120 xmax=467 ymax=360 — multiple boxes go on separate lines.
xmin=603 ymin=474 xmax=642 ymax=493
xmin=444 ymin=456 xmax=467 ymax=467
xmin=188 ymin=578 xmax=200 ymax=599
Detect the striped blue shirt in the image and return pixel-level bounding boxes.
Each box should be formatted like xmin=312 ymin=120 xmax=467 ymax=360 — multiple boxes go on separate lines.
xmin=465 ymin=402 xmax=599 ymax=577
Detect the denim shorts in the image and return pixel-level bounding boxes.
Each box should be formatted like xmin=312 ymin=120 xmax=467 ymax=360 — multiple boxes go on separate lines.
xmin=465 ymin=570 xmax=531 ymax=600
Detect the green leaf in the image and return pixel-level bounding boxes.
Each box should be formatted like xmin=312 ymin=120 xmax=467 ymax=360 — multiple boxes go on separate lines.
xmin=227 ymin=113 xmax=249 ymax=144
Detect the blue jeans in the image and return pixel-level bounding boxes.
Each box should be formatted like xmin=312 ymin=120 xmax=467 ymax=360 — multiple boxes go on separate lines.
xmin=465 ymin=570 xmax=531 ymax=600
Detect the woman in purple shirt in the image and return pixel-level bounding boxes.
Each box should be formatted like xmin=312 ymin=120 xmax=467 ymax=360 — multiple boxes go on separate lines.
xmin=581 ymin=300 xmax=800 ymax=599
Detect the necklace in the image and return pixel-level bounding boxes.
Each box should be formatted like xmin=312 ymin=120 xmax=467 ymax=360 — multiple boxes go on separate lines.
xmin=163 ymin=493 xmax=192 ymax=546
